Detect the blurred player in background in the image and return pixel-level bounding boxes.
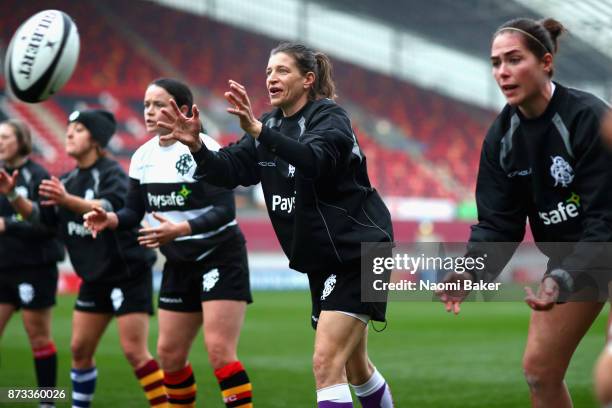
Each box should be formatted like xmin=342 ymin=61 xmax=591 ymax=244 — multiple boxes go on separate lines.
xmin=0 ymin=119 xmax=64 ymax=408
xmin=156 ymin=42 xmax=394 ymax=408
xmin=84 ymin=78 xmax=253 ymax=408
xmin=593 ymin=108 xmax=612 ymax=407
xmin=438 ymin=18 xmax=612 ymax=408
xmin=0 ymin=110 xmax=168 ymax=408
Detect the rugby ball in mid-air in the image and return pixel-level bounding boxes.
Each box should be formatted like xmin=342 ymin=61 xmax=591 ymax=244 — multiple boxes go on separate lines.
xmin=4 ymin=9 xmax=80 ymax=103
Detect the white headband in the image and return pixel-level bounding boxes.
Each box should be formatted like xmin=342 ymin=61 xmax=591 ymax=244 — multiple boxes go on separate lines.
xmin=496 ymin=27 xmax=551 ymax=53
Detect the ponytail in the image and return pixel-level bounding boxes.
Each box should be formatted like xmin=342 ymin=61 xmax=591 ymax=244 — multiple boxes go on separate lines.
xmin=313 ymin=52 xmax=336 ymax=100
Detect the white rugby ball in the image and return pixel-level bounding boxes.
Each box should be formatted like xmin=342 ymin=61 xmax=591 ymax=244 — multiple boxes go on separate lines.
xmin=4 ymin=10 xmax=80 ymax=103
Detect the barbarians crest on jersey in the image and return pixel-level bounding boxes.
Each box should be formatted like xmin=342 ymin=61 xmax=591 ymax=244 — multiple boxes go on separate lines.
xmin=320 ymin=274 xmax=337 ymax=300
xmin=550 ymin=156 xmax=574 ymax=188
xmin=202 ymin=269 xmax=220 ymax=292
xmin=288 ymin=164 xmax=295 ymax=178
xmin=18 ymin=283 xmax=34 ymax=304
xmin=176 ymin=153 xmax=194 ymax=176
xmin=111 ymin=288 xmax=124 ymax=311
xmin=15 ymin=186 xmax=28 ymax=199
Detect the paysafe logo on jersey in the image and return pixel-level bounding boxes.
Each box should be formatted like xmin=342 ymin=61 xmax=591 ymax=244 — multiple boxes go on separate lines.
xmin=147 ymin=185 xmax=192 ymax=208
xmin=538 ymin=192 xmax=581 ymax=225
xmin=68 ymin=221 xmax=93 ymax=237
xmin=271 ymin=194 xmax=295 ymax=213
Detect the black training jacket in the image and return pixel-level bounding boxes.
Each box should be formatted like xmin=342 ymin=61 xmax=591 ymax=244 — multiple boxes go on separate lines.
xmin=192 ymin=98 xmax=393 ymax=273
xmin=0 ymin=159 xmax=64 ymax=270
xmin=37 ymin=157 xmax=155 ymax=283
xmin=468 ymin=82 xmax=612 ymax=281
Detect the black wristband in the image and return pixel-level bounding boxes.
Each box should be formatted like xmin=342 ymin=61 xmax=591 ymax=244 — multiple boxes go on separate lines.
xmin=545 ymin=268 xmax=574 ymax=302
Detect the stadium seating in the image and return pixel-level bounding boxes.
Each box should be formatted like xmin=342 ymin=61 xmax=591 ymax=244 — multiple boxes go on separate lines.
xmin=0 ymin=0 xmax=496 ymax=199
xmin=104 ymin=0 xmax=493 ymax=198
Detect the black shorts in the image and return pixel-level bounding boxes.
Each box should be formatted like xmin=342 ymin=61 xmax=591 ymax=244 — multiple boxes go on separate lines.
xmin=0 ymin=264 xmax=58 ymax=310
xmin=75 ymin=263 xmax=153 ymax=316
xmin=308 ymin=258 xmax=387 ymax=329
xmin=158 ymin=238 xmax=252 ymax=312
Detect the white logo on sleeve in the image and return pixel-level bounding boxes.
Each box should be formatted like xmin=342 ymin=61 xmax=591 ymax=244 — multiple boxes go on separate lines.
xmin=18 ymin=283 xmax=34 ymax=304
xmin=111 ymin=288 xmax=124 ymax=311
xmin=202 ymin=269 xmax=220 ymax=292
xmin=320 ymin=274 xmax=337 ymax=300
xmin=550 ymin=156 xmax=574 ymax=187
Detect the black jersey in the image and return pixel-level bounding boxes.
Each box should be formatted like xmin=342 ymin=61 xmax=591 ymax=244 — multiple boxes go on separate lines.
xmin=192 ymin=98 xmax=393 ymax=273
xmin=468 ymin=82 xmax=612 ymax=281
xmin=39 ymin=157 xmax=155 ymax=283
xmin=0 ymin=159 xmax=63 ymax=270
xmin=115 ymin=134 xmax=243 ymax=263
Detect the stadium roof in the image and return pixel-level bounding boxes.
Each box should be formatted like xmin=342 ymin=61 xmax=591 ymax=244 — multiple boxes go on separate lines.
xmin=310 ymin=0 xmax=612 ymax=86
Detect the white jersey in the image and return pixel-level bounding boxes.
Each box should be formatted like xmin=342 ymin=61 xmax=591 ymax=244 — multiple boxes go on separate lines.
xmin=129 ymin=134 xmax=239 ymax=262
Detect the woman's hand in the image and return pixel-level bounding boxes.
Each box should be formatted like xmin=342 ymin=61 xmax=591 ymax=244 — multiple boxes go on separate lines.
xmin=137 ymin=212 xmax=191 ymax=248
xmin=83 ymin=206 xmax=117 ymax=238
xmin=0 ymin=169 xmax=17 ymax=195
xmin=225 ymin=80 xmax=262 ymax=138
xmin=158 ymin=99 xmax=203 ymax=152
xmin=524 ymin=276 xmax=559 ymax=311
xmin=436 ymin=271 xmax=474 ymax=315
xmin=39 ymin=176 xmax=68 ymax=206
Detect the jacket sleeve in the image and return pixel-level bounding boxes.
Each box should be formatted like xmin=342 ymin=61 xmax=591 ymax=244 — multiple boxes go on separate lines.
xmin=466 ymin=130 xmax=527 ymax=280
xmin=192 ymin=133 xmax=260 ymax=189
xmin=257 ymin=103 xmax=355 ymax=179
xmin=116 ymin=178 xmax=146 ymax=230
xmin=187 ymin=189 xmax=236 ymax=235
xmin=559 ymin=108 xmax=612 ymax=281
xmin=4 ymin=214 xmax=55 ymax=238
xmin=98 ymin=163 xmax=129 ymax=212
xmin=5 ymin=165 xmax=57 ymax=238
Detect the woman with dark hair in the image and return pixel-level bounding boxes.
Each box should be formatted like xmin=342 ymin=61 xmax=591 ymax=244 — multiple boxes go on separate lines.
xmin=0 ymin=119 xmax=64 ymax=408
xmin=150 ymin=44 xmax=395 ymax=407
xmin=84 ymin=78 xmax=253 ymax=408
xmin=438 ymin=18 xmax=612 ymax=408
xmin=0 ymin=111 xmax=167 ymax=408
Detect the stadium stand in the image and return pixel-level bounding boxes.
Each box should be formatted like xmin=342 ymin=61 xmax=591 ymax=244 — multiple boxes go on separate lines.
xmin=1 ymin=0 xmax=497 ymax=201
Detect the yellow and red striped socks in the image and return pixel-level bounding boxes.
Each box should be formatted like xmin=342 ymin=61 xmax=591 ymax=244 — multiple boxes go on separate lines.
xmin=135 ymin=359 xmax=169 ymax=407
xmin=164 ymin=363 xmax=197 ymax=407
xmin=214 ymin=361 xmax=253 ymax=408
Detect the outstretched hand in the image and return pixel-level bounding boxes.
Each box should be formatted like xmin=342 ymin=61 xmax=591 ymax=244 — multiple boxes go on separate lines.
xmin=158 ymin=99 xmax=202 ymax=151
xmin=436 ymin=271 xmax=474 ymax=315
xmin=0 ymin=169 xmax=18 ymax=195
xmin=39 ymin=176 xmax=67 ymax=206
xmin=224 ymin=80 xmax=262 ymax=138
xmin=83 ymin=206 xmax=114 ymax=239
xmin=524 ymin=276 xmax=559 ymax=311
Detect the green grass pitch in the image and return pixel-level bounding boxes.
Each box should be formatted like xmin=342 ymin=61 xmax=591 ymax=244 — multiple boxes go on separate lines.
xmin=0 ymin=292 xmax=606 ymax=407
